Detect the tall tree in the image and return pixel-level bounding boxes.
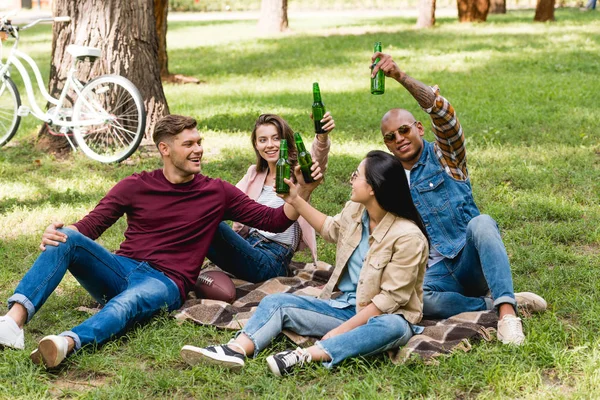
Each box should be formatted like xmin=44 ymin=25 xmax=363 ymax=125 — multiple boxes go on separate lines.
xmin=154 ymin=0 xmax=200 ymax=84
xmin=155 ymin=0 xmax=169 ymax=78
xmin=457 ymin=0 xmax=491 ymax=22
xmin=416 ymin=0 xmax=437 ymax=28
xmin=534 ymin=0 xmax=556 ymax=21
xmin=39 ymin=0 xmax=168 ymax=153
xmin=489 ymin=0 xmax=506 ymax=13
xmin=258 ymin=0 xmax=288 ymax=33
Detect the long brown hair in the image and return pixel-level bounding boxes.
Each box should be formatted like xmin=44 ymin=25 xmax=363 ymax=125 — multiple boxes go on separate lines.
xmin=251 ymin=114 xmax=298 ymax=173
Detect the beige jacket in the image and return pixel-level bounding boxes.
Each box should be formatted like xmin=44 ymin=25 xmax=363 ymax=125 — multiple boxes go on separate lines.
xmin=232 ymin=136 xmax=331 ymax=262
xmin=318 ymin=201 xmax=429 ymax=324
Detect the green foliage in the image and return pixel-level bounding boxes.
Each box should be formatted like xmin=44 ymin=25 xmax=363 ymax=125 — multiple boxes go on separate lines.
xmin=1 ymin=8 xmax=600 ymax=399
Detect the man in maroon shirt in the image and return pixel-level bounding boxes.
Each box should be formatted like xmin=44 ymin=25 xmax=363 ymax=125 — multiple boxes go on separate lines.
xmin=0 ymin=115 xmax=314 ymax=369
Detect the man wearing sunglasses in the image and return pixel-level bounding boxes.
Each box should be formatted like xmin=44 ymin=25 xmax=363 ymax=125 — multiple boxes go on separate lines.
xmin=371 ymin=53 xmax=547 ymax=346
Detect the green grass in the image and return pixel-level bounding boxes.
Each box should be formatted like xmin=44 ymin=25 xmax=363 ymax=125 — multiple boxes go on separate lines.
xmin=1 ymin=8 xmax=600 ymax=399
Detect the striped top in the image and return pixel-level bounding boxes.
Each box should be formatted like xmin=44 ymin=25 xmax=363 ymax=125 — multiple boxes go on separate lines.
xmin=424 ymin=86 xmax=468 ymax=181
xmin=250 ymin=185 xmax=300 ymax=249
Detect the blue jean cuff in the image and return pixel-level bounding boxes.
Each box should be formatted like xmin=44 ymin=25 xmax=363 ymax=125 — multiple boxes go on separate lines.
xmin=235 ymin=330 xmax=260 ymax=358
xmin=315 ymin=340 xmax=335 ymax=369
xmin=493 ymin=295 xmax=517 ymax=312
xmin=7 ymin=294 xmax=35 ymax=324
xmin=60 ymin=331 xmax=81 ymax=351
xmin=484 ymin=296 xmax=494 ymax=310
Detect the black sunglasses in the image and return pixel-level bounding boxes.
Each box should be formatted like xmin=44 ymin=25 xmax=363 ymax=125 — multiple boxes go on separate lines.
xmin=382 ymin=121 xmax=418 ymax=142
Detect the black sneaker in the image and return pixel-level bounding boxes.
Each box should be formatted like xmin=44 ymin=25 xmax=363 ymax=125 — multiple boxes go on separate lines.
xmin=266 ymin=347 xmax=312 ymax=377
xmin=181 ymin=341 xmax=246 ymax=370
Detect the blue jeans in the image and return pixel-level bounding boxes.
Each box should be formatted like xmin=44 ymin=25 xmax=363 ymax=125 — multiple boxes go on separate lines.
xmin=7 ymin=229 xmax=181 ymax=351
xmin=239 ymin=293 xmax=415 ymax=368
xmin=207 ymin=222 xmax=293 ymax=283
xmin=587 ymin=0 xmax=596 ymax=10
xmin=423 ymin=215 xmax=516 ymax=319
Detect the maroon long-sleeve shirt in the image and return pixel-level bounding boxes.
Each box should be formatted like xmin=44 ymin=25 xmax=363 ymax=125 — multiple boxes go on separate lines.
xmin=73 ymin=169 xmax=294 ymax=300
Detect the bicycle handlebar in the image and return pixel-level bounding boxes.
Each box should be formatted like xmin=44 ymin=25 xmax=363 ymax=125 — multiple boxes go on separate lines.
xmin=1 ymin=13 xmax=71 ymax=33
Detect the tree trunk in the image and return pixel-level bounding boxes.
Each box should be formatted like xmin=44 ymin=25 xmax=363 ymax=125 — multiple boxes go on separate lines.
xmin=257 ymin=0 xmax=288 ymax=33
xmin=489 ymin=0 xmax=506 ymax=13
xmin=39 ymin=0 xmax=168 ymax=154
xmin=457 ymin=0 xmax=491 ymax=22
xmin=534 ymin=0 xmax=556 ymax=21
xmin=416 ymin=0 xmax=437 ymax=28
xmin=155 ymin=0 xmax=169 ymax=78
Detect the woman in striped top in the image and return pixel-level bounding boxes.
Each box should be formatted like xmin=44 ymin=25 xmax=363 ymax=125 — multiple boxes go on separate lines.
xmin=206 ymin=113 xmax=334 ymax=282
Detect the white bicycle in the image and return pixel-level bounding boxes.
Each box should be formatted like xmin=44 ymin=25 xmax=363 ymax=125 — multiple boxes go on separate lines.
xmin=0 ymin=13 xmax=146 ymax=163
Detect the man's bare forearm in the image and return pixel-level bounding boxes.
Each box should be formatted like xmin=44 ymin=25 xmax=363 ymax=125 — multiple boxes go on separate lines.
xmin=397 ymin=72 xmax=435 ymax=110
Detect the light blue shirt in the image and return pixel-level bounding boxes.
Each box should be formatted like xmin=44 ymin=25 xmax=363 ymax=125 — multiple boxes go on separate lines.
xmin=329 ymin=210 xmax=370 ymax=309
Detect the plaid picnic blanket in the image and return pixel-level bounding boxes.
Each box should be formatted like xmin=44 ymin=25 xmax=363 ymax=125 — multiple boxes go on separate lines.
xmin=174 ymin=261 xmax=499 ymax=363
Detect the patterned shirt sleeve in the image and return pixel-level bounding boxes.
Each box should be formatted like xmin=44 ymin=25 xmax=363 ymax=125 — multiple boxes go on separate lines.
xmin=422 ymin=85 xmax=468 ymax=180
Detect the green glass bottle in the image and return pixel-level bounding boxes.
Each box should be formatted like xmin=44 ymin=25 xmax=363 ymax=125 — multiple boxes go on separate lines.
xmin=294 ymin=132 xmax=314 ymax=183
xmin=371 ymin=42 xmax=385 ymax=95
xmin=312 ymin=82 xmax=327 ymax=134
xmin=275 ymin=139 xmax=291 ymax=194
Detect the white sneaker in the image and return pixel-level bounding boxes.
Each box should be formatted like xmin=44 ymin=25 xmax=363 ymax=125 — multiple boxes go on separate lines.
xmin=497 ymin=314 xmax=525 ymax=345
xmin=0 ymin=316 xmax=24 ymax=350
xmin=181 ymin=341 xmax=246 ymax=370
xmin=266 ymin=347 xmax=312 ymax=377
xmin=515 ymin=292 xmax=547 ymax=314
xmin=31 ymin=335 xmax=69 ymax=368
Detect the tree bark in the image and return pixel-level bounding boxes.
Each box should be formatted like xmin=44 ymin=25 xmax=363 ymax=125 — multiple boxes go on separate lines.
xmin=534 ymin=0 xmax=556 ymax=21
xmin=416 ymin=0 xmax=437 ymax=28
xmin=257 ymin=0 xmax=288 ymax=33
xmin=155 ymin=0 xmax=169 ymax=78
xmin=39 ymin=0 xmax=168 ymax=153
xmin=489 ymin=0 xmax=506 ymax=13
xmin=457 ymin=0 xmax=491 ymax=22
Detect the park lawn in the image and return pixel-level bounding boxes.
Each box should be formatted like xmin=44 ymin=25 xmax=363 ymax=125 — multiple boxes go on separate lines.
xmin=1 ymin=7 xmax=600 ymax=399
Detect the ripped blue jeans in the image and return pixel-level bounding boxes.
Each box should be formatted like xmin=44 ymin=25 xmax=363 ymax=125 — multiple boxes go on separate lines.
xmin=238 ymin=293 xmax=419 ymax=368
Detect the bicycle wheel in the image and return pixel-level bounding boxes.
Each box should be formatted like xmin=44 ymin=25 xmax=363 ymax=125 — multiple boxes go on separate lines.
xmin=0 ymin=75 xmax=21 ymax=147
xmin=72 ymin=75 xmax=146 ymax=163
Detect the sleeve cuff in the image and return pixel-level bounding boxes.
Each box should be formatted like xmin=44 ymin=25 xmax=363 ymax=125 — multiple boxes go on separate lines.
xmin=320 ymin=216 xmax=335 ymax=242
xmin=371 ymin=292 xmax=399 ymax=314
xmin=422 ymin=85 xmax=441 ymax=114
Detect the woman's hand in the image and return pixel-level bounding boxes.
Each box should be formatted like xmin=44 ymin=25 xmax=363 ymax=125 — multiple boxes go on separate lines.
xmin=321 ymin=326 xmax=348 ymax=341
xmin=295 ymin=162 xmax=323 ymax=201
xmin=311 ymin=111 xmax=335 ymax=142
xmin=279 ymin=177 xmax=299 ymax=205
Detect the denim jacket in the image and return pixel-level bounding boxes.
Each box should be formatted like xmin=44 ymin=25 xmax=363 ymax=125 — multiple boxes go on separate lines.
xmin=318 ymin=201 xmax=428 ymax=324
xmin=409 ymin=139 xmax=480 ymax=258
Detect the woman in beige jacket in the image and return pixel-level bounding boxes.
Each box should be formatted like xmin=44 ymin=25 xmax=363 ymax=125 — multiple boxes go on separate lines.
xmin=182 ymin=151 xmax=429 ymax=376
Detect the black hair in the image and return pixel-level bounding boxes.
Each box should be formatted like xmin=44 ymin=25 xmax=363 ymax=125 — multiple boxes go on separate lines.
xmin=363 ymin=150 xmax=427 ymax=239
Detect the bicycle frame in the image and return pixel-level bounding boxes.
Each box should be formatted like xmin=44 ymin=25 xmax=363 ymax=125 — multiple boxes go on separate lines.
xmin=0 ymin=25 xmax=112 ymax=130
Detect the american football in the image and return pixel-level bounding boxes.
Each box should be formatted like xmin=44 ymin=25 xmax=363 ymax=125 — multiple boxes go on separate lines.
xmin=194 ymin=270 xmax=236 ymax=304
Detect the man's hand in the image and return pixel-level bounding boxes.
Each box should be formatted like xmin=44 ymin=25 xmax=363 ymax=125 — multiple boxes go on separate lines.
xmin=371 ymin=52 xmax=403 ymax=82
xmin=40 ymin=221 xmax=67 ymax=251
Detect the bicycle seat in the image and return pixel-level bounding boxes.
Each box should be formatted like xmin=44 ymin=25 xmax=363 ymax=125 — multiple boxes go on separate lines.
xmin=66 ymin=45 xmax=101 ymax=60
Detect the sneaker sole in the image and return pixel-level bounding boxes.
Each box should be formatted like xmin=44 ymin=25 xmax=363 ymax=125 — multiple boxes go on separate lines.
xmin=30 ymin=348 xmax=42 ymax=365
xmin=0 ymin=338 xmax=24 ymax=350
xmin=515 ymin=292 xmax=547 ymax=313
xmin=180 ymin=345 xmax=244 ymax=370
xmin=266 ymin=355 xmax=283 ymax=377
xmin=36 ymin=337 xmax=62 ymax=368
